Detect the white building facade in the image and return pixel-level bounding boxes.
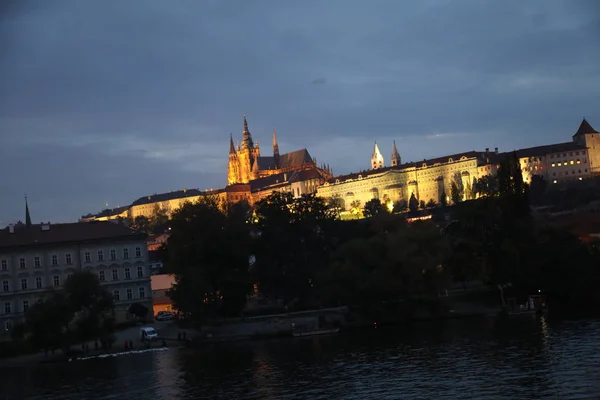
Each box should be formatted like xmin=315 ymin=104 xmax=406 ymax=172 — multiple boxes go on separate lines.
xmin=0 ymin=222 xmax=152 ymax=340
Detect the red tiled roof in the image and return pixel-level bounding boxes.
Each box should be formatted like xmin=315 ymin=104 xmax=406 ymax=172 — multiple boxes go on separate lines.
xmin=0 ymin=222 xmax=146 ymax=250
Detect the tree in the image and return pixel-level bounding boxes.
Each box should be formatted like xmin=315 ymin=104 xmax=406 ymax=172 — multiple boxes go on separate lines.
xmin=363 ymin=198 xmax=387 ymax=218
xmin=529 ymin=175 xmax=548 ymax=206
xmin=349 ymin=200 xmax=363 ymax=218
xmin=327 ymin=195 xmax=345 ymax=218
xmin=132 ymin=216 xmax=151 ymax=233
xmin=150 ymin=204 xmax=169 ymax=232
xmin=419 ymin=200 xmax=426 ymax=209
xmin=426 ymin=199 xmax=437 ymax=208
xmin=440 ymin=191 xmax=448 ymax=207
xmin=320 ymin=219 xmax=451 ymax=309
xmin=63 ymin=271 xmax=115 ymax=344
xmin=252 ymin=192 xmax=336 ymax=307
xmin=451 ymin=173 xmax=465 ymax=204
xmin=25 ymin=292 xmax=73 ymax=354
xmin=474 ymin=175 xmax=500 ymax=198
xmin=166 ymin=196 xmax=253 ymax=321
xmin=393 ymin=199 xmax=407 ymax=213
xmin=408 ymin=193 xmax=419 ymax=212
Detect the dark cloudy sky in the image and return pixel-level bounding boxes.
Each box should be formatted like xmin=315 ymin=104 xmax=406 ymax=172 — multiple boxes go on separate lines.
xmin=1 ymin=0 xmax=599 ymax=224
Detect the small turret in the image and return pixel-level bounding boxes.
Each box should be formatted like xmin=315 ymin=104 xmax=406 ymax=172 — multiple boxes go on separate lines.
xmin=391 ymin=140 xmax=401 ymax=167
xmin=371 ymin=142 xmax=385 ymax=170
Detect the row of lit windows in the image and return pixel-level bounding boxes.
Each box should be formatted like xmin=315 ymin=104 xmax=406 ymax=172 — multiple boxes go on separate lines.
xmin=0 ymin=247 xmax=143 ymax=271
xmin=2 ymin=286 xmax=147 ymax=315
xmin=551 ymin=159 xmax=586 ymax=167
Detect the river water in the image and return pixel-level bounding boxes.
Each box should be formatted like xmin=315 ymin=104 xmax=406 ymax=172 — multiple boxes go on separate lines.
xmin=1 ymin=316 xmax=600 ymax=399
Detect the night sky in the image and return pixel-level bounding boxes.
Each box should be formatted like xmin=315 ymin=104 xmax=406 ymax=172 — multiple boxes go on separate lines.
xmin=1 ymin=0 xmax=599 ymax=224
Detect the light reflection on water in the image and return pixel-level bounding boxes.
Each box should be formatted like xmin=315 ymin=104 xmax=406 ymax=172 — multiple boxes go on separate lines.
xmin=2 ymin=317 xmax=600 ymax=399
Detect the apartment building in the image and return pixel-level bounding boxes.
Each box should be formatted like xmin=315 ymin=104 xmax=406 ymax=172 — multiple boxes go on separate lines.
xmin=0 ymin=221 xmax=152 ymax=339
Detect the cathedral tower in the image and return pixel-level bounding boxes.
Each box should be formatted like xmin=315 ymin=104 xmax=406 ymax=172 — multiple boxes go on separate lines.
xmin=371 ymin=142 xmax=385 ymax=170
xmin=391 ymin=140 xmax=401 ymax=167
xmin=228 ymin=115 xmax=261 ymax=184
xmin=227 ymin=134 xmax=240 ymax=184
xmin=273 ymin=128 xmax=280 ymax=168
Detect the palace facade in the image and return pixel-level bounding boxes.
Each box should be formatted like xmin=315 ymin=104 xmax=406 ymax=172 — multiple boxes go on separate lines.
xmin=317 ymin=119 xmax=599 ymax=211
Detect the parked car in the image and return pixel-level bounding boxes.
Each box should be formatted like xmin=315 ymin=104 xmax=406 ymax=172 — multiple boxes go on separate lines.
xmin=140 ymin=327 xmax=159 ymax=341
xmin=155 ymin=311 xmax=175 ymax=321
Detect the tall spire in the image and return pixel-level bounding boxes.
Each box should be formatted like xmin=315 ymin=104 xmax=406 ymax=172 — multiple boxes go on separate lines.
xmin=229 ymin=133 xmax=235 ymax=154
xmin=241 ymin=114 xmax=254 ymax=150
xmin=272 ymin=128 xmax=280 ymax=168
xmin=391 ymin=140 xmax=401 ymax=167
xmin=371 ymin=141 xmax=384 ymax=170
xmin=25 ymin=195 xmax=32 ymax=227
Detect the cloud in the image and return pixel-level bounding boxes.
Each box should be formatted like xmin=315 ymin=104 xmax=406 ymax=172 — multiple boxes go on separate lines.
xmin=1 ymin=0 xmax=599 ymax=222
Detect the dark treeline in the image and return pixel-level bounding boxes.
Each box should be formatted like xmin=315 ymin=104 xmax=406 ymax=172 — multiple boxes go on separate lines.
xmin=5 ymin=271 xmax=151 ymax=357
xmin=165 ymin=152 xmax=600 ymax=325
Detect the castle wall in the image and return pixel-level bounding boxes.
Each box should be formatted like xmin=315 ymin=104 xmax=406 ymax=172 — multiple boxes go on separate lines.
xmin=316 ymin=156 xmax=481 ymax=209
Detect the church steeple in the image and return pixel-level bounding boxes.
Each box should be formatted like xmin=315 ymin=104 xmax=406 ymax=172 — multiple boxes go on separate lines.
xmin=273 ymin=128 xmax=280 ymax=168
xmin=371 ymin=142 xmax=384 ymax=170
xmin=391 ymin=140 xmax=401 ymax=167
xmin=25 ymin=195 xmax=32 ymax=227
xmin=229 ymin=133 xmax=236 ymax=154
xmin=241 ymin=114 xmax=254 ymax=150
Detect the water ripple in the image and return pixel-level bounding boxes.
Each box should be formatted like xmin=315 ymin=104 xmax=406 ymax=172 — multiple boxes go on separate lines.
xmin=2 ymin=317 xmax=600 ymax=399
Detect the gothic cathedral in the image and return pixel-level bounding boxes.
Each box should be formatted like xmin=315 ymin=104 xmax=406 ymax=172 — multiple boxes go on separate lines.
xmin=228 ymin=115 xmax=332 ymax=185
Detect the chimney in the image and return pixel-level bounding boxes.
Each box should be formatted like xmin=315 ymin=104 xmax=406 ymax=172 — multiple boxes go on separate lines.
xmin=8 ymin=224 xmax=14 ymax=234
xmin=485 ymin=148 xmax=489 ymax=154
xmin=495 ymin=147 xmax=498 ymax=154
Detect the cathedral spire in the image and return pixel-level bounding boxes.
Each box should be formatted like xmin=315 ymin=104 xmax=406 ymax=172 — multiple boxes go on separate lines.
xmin=273 ymin=128 xmax=280 ymax=168
xmin=241 ymin=114 xmax=254 ymax=150
xmin=371 ymin=141 xmax=384 ymax=170
xmin=391 ymin=140 xmax=401 ymax=167
xmin=229 ymin=133 xmax=235 ymax=154
xmin=25 ymin=195 xmax=32 ymax=227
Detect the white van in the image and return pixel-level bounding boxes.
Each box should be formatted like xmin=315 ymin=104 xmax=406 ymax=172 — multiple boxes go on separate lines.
xmin=140 ymin=327 xmax=159 ymax=341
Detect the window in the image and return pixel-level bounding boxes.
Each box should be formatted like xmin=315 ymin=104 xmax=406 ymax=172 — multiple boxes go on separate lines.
xmin=551 ymin=163 xmax=555 ymax=167
xmin=99 ymin=271 xmax=105 ymax=282
xmin=97 ymin=250 xmax=104 ymax=262
xmin=139 ymin=287 xmax=146 ymax=299
xmin=19 ymin=258 xmax=25 ymax=269
xmin=137 ymin=266 xmax=143 ymax=278
xmin=34 ymin=256 xmax=41 ymax=268
xmin=110 ymin=249 xmax=116 ymax=261
xmin=23 ymin=300 xmax=29 ymax=312
xmin=123 ymin=248 xmax=129 ymax=259
xmin=65 ymin=254 xmax=72 ymax=265
xmin=36 ymin=277 xmax=42 ymax=289
xmin=570 ymin=160 xmax=574 ymax=165
xmin=84 ymin=251 xmax=91 ymax=263
xmin=67 ymin=273 xmax=73 ymax=281
xmin=113 ymin=290 xmax=120 ymax=301
xmin=112 ymin=269 xmax=118 ymax=281
xmin=52 ymin=255 xmax=58 ymax=266
xmin=135 ymin=247 xmax=141 ymax=258
xmin=1 ymin=260 xmax=6 ymax=271
xmin=558 ymin=162 xmax=562 ymax=166
xmin=5 ymin=320 xmax=12 ymax=331
xmin=53 ymin=275 xmax=60 ymax=287
xmin=20 ymin=278 xmax=27 ymax=290
xmin=2 ymin=280 xmax=9 ymax=292
xmin=4 ymin=302 xmax=11 ymax=314
xmin=126 ymin=289 xmax=133 ymax=300
xmin=125 ymin=268 xmax=131 ymax=280
xmin=577 ymin=160 xmax=581 ymax=164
